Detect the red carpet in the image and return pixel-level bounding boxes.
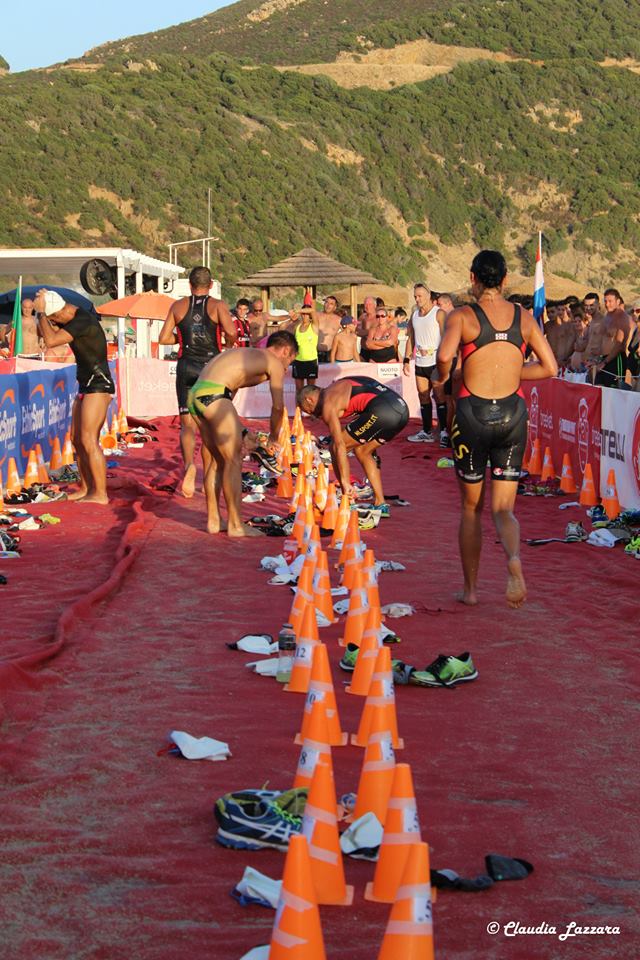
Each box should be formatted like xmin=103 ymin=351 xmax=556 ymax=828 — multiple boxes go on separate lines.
xmin=0 ymin=416 xmax=636 ymax=959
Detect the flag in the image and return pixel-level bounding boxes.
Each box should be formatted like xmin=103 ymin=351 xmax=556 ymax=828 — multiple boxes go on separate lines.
xmin=10 ymin=276 xmax=23 ymax=357
xmin=532 ymin=232 xmax=545 ymax=326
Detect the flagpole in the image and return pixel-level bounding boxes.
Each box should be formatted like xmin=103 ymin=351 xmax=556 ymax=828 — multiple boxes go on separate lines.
xmin=10 ymin=275 xmax=23 ymax=357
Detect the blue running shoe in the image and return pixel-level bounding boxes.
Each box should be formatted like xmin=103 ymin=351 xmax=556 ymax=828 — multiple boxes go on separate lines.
xmin=214 ymin=789 xmax=305 ymax=850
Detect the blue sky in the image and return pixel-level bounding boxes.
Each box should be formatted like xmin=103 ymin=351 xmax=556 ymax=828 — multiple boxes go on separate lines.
xmin=3 ymin=1 xmax=232 ymax=73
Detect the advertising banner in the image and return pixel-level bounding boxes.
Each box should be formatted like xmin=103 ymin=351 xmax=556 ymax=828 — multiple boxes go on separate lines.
xmin=600 ymin=388 xmax=640 ymax=510
xmin=521 ymin=380 xmax=602 ymax=494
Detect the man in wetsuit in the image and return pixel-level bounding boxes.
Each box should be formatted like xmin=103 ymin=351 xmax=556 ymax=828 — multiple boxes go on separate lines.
xmin=297 ymin=376 xmax=409 ymax=509
xmin=159 ymin=266 xmax=237 ymax=497
xmin=34 ymin=289 xmax=115 ymax=505
xmin=435 ymin=250 xmax=557 ymax=609
xmin=593 ymin=288 xmax=633 ymax=389
xmin=187 ymin=330 xmax=298 ymax=537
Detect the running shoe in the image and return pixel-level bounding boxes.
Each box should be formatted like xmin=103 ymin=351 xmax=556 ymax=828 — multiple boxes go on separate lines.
xmin=439 ymin=430 xmax=450 ymax=448
xmin=424 ymin=652 xmax=478 ymax=686
xmin=587 ymin=504 xmax=607 ymax=523
xmin=565 ymin=521 xmax=588 ymax=542
xmin=358 ymin=510 xmax=379 ymax=531
xmin=214 ymin=789 xmax=306 ymax=850
xmin=436 ymin=457 xmax=455 ymax=468
xmin=407 ymin=430 xmax=434 ymax=443
xmin=252 ymin=447 xmax=283 ymax=475
xmin=339 ymin=643 xmax=359 ymax=672
xmin=376 ymin=503 xmax=390 ymax=519
xmin=624 ymin=535 xmax=640 ymax=557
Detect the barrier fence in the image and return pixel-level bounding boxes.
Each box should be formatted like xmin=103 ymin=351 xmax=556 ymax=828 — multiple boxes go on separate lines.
xmin=2 ymin=357 xmax=639 ymax=508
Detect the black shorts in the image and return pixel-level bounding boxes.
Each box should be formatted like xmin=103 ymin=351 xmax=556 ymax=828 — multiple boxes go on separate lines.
xmin=452 ymin=392 xmax=528 ymax=483
xmin=415 ymin=364 xmax=436 ymax=382
xmin=345 ymin=391 xmax=409 ymax=445
xmin=317 ymin=350 xmax=331 ymax=364
xmin=176 ymin=357 xmax=205 ymax=415
xmin=78 ymin=364 xmax=115 ymax=396
xmin=594 ymin=355 xmax=626 ymax=388
xmin=292 ymin=359 xmax=318 ymax=380
xmin=367 ymin=346 xmax=397 ymax=364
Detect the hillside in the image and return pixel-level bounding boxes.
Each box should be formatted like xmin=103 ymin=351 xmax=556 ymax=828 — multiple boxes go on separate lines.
xmin=85 ymin=0 xmax=640 ymax=68
xmin=1 ymin=1 xmax=640 ymax=297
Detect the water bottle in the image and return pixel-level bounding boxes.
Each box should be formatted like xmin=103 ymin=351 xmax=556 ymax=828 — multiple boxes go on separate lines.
xmin=276 ymin=623 xmax=296 ymax=683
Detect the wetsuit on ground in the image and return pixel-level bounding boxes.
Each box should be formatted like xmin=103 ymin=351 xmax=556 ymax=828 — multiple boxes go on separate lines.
xmin=175 ymin=296 xmax=220 ymax=414
xmin=338 ymin=375 xmax=409 ymax=444
xmin=64 ymin=309 xmax=115 ymax=395
xmin=451 ymin=304 xmax=528 ymax=483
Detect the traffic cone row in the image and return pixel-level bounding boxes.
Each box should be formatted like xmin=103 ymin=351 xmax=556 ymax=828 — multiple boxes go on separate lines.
xmin=254 ymin=421 xmax=435 ymax=960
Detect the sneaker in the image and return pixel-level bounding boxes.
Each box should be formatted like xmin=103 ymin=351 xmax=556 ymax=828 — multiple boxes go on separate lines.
xmin=339 ymin=643 xmax=359 ymax=672
xmin=407 ymin=430 xmax=434 ymax=443
xmin=358 ymin=510 xmax=379 ymax=531
xmin=624 ymin=535 xmax=640 ymax=557
xmin=214 ymin=789 xmax=306 ymax=850
xmin=565 ymin=521 xmax=588 ymax=542
xmin=252 ymin=447 xmax=283 ymax=476
xmin=439 ymin=430 xmax=450 ymax=448
xmin=436 ymin=457 xmax=454 ymax=468
xmin=423 ymin=652 xmax=478 ymax=687
xmin=376 ymin=503 xmax=390 ymax=519
xmin=587 ymin=504 xmax=607 ymax=523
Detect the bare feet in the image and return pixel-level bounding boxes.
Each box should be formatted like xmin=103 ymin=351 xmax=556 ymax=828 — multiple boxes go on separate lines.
xmin=228 ymin=522 xmax=264 ymax=538
xmin=506 ymin=558 xmax=527 ymax=608
xmin=77 ymin=494 xmax=109 ymax=505
xmin=206 ymin=518 xmax=228 ymax=534
xmin=181 ymin=464 xmax=197 ymax=498
xmin=455 ymin=589 xmax=478 ymax=606
xmin=67 ymin=488 xmax=89 ymax=501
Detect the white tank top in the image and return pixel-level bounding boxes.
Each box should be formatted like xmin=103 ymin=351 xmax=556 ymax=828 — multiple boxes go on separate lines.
xmin=411 ymin=304 xmax=441 ymax=364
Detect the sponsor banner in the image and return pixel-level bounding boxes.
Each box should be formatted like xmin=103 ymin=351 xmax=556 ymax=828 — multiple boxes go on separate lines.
xmin=600 ymin=388 xmax=640 ymax=509
xmin=0 ymin=361 xmax=117 ymax=477
xmin=522 ymin=380 xmax=601 ymax=494
xmin=122 ymin=359 xmax=422 ymax=419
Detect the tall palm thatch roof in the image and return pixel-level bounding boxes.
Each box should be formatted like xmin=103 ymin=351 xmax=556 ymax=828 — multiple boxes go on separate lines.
xmin=238 ymin=248 xmax=381 ymax=287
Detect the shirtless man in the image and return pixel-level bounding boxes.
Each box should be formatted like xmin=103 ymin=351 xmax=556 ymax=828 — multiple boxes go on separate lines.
xmin=544 ymin=300 xmax=576 ymax=368
xmin=593 ymin=288 xmax=633 ymax=389
xmin=34 ymin=289 xmax=115 ymax=505
xmin=435 ymin=250 xmax=557 ymax=609
xmin=356 ymin=297 xmax=377 ymax=359
xmin=159 ymin=266 xmax=237 ymax=497
xmin=248 ymin=298 xmax=268 ymax=345
xmin=330 ymin=316 xmax=360 ymax=363
xmin=582 ymin=292 xmax=606 ymax=382
xmin=316 ymin=295 xmax=341 ymax=363
xmin=568 ymin=306 xmax=589 ymax=371
xmin=297 ymin=376 xmax=409 ymax=509
xmin=187 ymin=330 xmax=297 ymax=537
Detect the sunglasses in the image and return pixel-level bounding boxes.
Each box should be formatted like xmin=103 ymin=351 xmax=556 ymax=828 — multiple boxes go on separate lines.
xmin=376 ymin=312 xmax=387 ymax=318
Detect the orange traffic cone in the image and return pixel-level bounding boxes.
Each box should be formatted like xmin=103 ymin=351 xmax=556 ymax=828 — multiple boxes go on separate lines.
xmin=289 ymin=561 xmax=317 ymax=637
xmin=362 ymin=548 xmax=381 ymax=609
xmin=365 ymin=763 xmax=422 ymax=902
xmin=602 ymin=468 xmax=621 ymax=520
xmin=293 ymin=698 xmax=332 ymax=790
xmin=346 ymin=606 xmax=382 ymax=696
xmin=322 ymin=482 xmax=339 ymax=530
xmin=528 ymin=437 xmax=542 ymax=475
xmin=352 ymin=646 xmax=403 ymax=749
xmin=268 ymin=834 xmax=327 ymax=960
xmin=5 ymin=457 xmax=21 ymax=496
xmin=579 ymin=462 xmax=598 ymax=507
xmin=61 ymin=431 xmax=74 ymax=465
xmin=118 ymin=408 xmax=128 ymax=435
xmin=540 ymin=446 xmax=555 ymax=482
xmin=351 ymin=707 xmax=397 ymax=825
xmin=314 ymin=463 xmax=328 ymax=511
xmin=559 ymin=453 xmax=577 ymax=493
xmin=23 ymin=449 xmax=40 ymax=489
xmin=303 ymin=448 xmax=314 ymax=477
xmin=375 ymin=842 xmax=434 ymax=960
xmin=330 ymin=495 xmax=351 ymax=547
xmin=302 ymin=760 xmax=354 ymax=905
xmin=339 ymin=510 xmax=360 ymax=565
xmin=277 ymin=460 xmax=294 ymax=499
xmin=340 ymin=567 xmax=369 ymax=648
xmin=49 ymin=436 xmax=63 ymax=472
xmin=286 ymin=602 xmax=320 ymax=694
xmin=303 ymin=501 xmax=316 ymax=545
xmin=291 ymin=500 xmax=307 ymax=549
xmin=291 ymin=470 xmax=306 ymax=512
xmin=341 ymin=541 xmax=364 ymax=591
xmin=313 ymin=550 xmax=335 ymax=624
xmin=35 ymin=443 xmax=50 ymax=483
xmin=292 ymin=406 xmax=303 ymax=435
xmin=296 ymin=644 xmax=347 ymax=746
